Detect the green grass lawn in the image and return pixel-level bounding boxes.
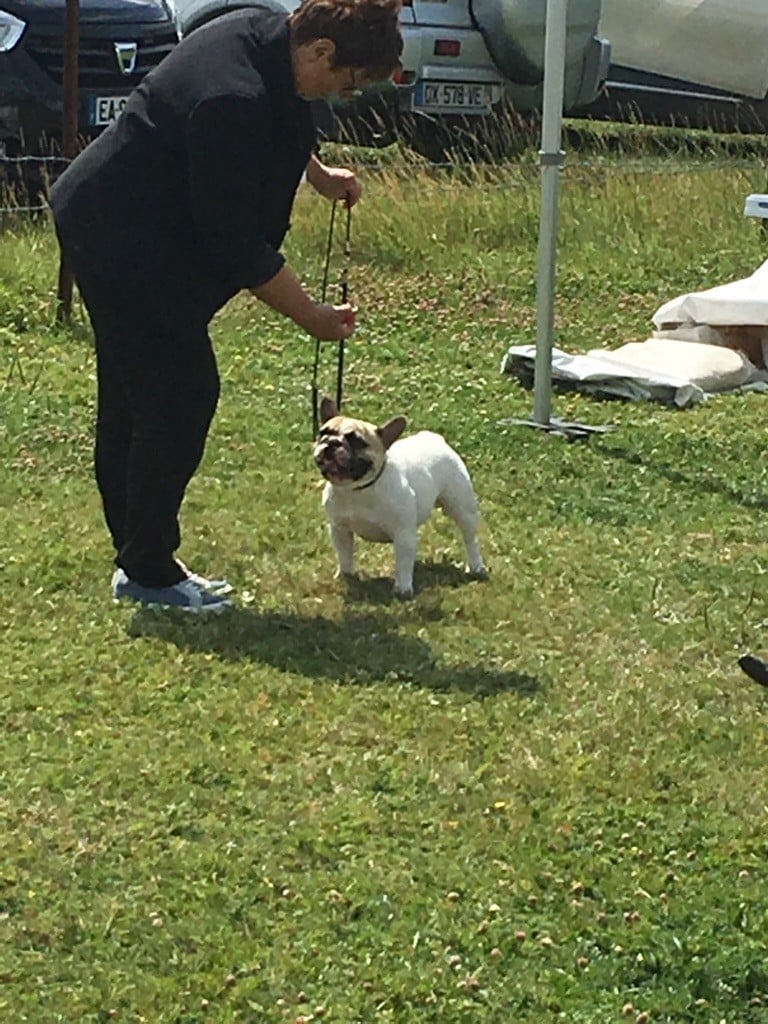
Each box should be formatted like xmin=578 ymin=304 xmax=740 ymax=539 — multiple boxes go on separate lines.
xmin=4 ymin=142 xmax=768 ymax=1023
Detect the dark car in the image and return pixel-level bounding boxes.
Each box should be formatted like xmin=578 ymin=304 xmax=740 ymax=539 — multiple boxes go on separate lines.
xmin=0 ymin=0 xmax=178 ymax=158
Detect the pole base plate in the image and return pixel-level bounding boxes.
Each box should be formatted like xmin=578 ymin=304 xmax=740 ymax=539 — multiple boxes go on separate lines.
xmin=501 ymin=416 xmax=617 ymax=442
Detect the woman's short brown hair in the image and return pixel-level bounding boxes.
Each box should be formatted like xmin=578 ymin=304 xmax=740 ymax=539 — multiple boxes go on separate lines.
xmin=290 ymin=0 xmax=403 ymax=82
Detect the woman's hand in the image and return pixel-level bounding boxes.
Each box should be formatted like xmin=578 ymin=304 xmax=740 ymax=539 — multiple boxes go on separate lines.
xmin=306 ymin=154 xmax=362 ymax=207
xmin=305 ymin=302 xmax=357 ymax=340
xmin=251 ymin=265 xmax=356 ymax=340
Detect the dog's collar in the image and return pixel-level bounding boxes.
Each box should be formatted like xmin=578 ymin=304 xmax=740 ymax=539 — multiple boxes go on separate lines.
xmin=353 ymin=459 xmax=386 ymax=491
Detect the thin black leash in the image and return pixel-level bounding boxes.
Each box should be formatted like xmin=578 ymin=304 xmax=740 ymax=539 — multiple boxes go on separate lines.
xmin=311 ymin=199 xmax=351 ymax=436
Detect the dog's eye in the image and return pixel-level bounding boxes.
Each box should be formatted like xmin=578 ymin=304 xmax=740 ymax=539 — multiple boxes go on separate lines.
xmin=344 ymin=431 xmax=367 ymax=450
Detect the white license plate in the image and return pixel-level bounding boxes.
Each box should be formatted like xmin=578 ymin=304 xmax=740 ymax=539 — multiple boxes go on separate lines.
xmin=413 ymin=81 xmax=492 ymax=114
xmin=89 ymin=95 xmax=129 ymax=126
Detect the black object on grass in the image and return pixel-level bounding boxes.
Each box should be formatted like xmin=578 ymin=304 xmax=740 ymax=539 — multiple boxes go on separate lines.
xmin=738 ymin=654 xmax=768 ymax=687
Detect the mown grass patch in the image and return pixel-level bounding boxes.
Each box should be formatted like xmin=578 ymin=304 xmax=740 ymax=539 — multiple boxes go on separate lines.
xmin=3 ymin=146 xmax=768 ymax=1023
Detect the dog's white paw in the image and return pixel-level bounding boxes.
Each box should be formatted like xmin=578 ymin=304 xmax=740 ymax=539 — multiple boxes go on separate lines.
xmin=467 ymin=564 xmax=489 ymax=581
xmin=393 ymin=585 xmax=415 ymax=601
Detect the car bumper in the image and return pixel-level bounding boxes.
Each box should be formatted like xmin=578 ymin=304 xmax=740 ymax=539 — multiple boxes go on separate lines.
xmin=0 ymin=19 xmax=177 ymax=148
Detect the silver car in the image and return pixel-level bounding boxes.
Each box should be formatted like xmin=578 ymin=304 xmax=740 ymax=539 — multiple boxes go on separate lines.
xmin=172 ymin=0 xmax=610 ymax=158
xmin=399 ymin=0 xmax=609 ymax=156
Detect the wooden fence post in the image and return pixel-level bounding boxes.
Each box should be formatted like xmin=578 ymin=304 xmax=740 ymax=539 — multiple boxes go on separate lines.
xmin=56 ymin=0 xmax=79 ymax=323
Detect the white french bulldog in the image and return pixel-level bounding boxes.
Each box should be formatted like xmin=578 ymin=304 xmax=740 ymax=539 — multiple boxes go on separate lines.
xmin=313 ymin=397 xmax=487 ymax=599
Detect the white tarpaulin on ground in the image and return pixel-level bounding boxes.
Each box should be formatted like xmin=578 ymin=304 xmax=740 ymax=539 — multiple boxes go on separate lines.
xmin=502 ymin=342 xmax=712 ymax=406
xmin=502 ymin=338 xmax=768 ymax=408
xmin=599 ymin=0 xmax=768 ymax=100
xmin=502 ymin=258 xmax=768 ymax=408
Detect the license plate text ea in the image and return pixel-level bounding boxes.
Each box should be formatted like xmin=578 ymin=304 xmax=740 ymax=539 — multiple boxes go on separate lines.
xmin=90 ymin=95 xmax=129 ymax=126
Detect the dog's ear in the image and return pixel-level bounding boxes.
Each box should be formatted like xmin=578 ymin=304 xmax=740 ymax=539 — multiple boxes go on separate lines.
xmin=320 ymin=396 xmax=339 ymax=423
xmin=378 ymin=416 xmax=407 ymax=449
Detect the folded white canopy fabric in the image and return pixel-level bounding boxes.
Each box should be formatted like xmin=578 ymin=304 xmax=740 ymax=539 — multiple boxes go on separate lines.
xmin=653 ymin=258 xmax=768 ymax=329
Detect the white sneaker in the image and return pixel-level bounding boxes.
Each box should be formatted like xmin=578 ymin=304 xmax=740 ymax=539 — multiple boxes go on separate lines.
xmin=176 ymin=560 xmax=233 ymax=595
xmin=111 ymin=568 xmax=231 ymax=613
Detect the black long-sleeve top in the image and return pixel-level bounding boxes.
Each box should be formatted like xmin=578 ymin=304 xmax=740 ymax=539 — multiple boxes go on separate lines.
xmin=50 ymin=3 xmax=316 ymax=323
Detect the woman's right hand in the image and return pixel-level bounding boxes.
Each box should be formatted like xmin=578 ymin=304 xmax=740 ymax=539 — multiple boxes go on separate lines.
xmin=305 ymin=302 xmax=357 ymax=341
xmin=252 ymin=266 xmax=357 ymax=340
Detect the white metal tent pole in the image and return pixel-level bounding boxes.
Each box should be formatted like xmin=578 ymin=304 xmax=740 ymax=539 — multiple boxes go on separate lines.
xmin=532 ymin=0 xmax=568 ymax=425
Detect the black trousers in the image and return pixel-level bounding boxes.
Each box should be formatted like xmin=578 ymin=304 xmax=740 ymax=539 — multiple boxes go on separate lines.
xmin=73 ymin=267 xmax=220 ymax=588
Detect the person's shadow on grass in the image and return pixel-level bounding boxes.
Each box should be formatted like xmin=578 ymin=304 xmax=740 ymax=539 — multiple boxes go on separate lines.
xmin=128 ymin=606 xmax=540 ymax=699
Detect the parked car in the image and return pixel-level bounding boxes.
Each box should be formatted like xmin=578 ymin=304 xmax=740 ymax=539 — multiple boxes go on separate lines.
xmin=0 ymin=0 xmax=610 ymax=174
xmin=582 ymin=67 xmax=768 ymax=134
xmin=0 ymin=0 xmax=179 ymax=157
xmin=393 ymin=0 xmax=608 ymax=158
xmin=580 ymin=0 xmax=768 ymax=132
xmin=173 ymin=0 xmax=610 ymax=158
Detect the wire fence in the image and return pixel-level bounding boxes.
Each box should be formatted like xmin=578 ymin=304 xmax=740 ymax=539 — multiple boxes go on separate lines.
xmin=0 ymin=153 xmax=70 ymax=216
xmin=2 ymin=145 xmax=767 ymax=220
xmin=3 ymin=131 xmax=768 ymax=394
